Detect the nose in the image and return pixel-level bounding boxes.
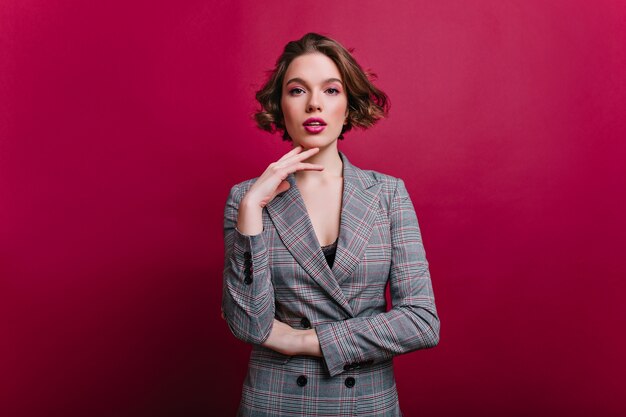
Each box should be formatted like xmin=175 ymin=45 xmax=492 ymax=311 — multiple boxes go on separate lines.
xmin=307 ymin=91 xmax=322 ymax=112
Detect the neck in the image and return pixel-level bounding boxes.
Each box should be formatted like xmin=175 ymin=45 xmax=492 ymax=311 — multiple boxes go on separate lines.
xmin=293 ymin=142 xmax=343 ymax=183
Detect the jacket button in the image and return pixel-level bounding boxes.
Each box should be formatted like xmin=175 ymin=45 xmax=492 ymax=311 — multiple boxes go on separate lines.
xmin=243 ymin=251 xmax=251 ymax=259
xmin=300 ymin=317 xmax=311 ymax=329
xmin=343 ymin=363 xmax=360 ymax=370
xmin=344 ymin=377 xmax=355 ymax=388
xmin=244 ymin=276 xmax=253 ymax=285
xmin=296 ymin=375 xmax=307 ymax=387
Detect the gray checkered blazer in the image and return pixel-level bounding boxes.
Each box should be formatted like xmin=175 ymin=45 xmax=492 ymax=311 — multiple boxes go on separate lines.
xmin=222 ymin=150 xmax=439 ymax=416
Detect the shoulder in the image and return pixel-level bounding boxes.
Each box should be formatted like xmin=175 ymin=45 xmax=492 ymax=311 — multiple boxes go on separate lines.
xmin=230 ymin=176 xmax=259 ymax=194
xmin=365 ymin=168 xmax=400 ymax=184
xmin=353 ymin=166 xmax=416 ymax=217
xmin=225 ymin=176 xmax=259 ymax=205
xmin=349 ymin=165 xmax=411 ymax=217
xmin=356 ymin=166 xmax=405 ymax=196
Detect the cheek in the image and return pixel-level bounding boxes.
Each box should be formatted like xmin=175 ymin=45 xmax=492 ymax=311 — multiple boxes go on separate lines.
xmin=281 ymin=100 xmax=296 ymax=124
xmin=331 ymin=100 xmax=348 ymax=119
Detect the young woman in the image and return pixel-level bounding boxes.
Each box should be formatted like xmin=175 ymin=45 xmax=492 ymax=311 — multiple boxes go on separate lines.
xmin=222 ymin=32 xmax=440 ymax=417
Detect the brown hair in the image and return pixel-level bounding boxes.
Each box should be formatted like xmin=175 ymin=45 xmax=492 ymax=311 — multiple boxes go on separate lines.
xmin=253 ymin=32 xmax=390 ymax=141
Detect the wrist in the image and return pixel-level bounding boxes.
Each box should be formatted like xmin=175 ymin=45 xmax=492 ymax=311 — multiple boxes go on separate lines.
xmin=240 ymin=194 xmax=263 ymax=211
xmin=237 ymin=197 xmax=264 ymax=236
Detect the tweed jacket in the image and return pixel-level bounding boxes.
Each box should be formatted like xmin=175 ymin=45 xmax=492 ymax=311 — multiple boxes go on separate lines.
xmin=222 ymin=150 xmax=440 ymax=417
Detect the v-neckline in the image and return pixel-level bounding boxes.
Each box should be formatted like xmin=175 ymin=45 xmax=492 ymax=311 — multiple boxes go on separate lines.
xmin=292 ymin=175 xmax=345 ymax=251
xmin=264 ymin=149 xmax=383 ymax=318
xmin=321 ymin=237 xmax=339 ymax=250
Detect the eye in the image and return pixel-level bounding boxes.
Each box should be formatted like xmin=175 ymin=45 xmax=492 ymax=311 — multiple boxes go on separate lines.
xmin=326 ymin=88 xmax=340 ymax=95
xmin=288 ymin=87 xmax=305 ymax=96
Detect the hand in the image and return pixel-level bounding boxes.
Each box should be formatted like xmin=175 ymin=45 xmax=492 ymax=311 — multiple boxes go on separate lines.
xmin=243 ymin=146 xmax=323 ymax=209
xmin=222 ymin=300 xmax=321 ymax=357
xmin=261 ymin=319 xmax=322 ymax=357
xmin=236 ymin=146 xmax=323 ymax=236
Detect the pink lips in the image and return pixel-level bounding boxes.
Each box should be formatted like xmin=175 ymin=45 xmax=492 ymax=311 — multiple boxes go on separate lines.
xmin=303 ymin=117 xmax=327 ymax=134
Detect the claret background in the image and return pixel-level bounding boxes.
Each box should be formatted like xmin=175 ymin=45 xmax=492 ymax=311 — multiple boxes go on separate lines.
xmin=1 ymin=1 xmax=625 ymax=416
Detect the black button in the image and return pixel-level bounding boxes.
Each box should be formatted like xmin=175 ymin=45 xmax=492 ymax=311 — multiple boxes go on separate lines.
xmin=244 ymin=276 xmax=253 ymax=285
xmin=300 ymin=317 xmax=311 ymax=329
xmin=244 ymin=258 xmax=252 ymax=266
xmin=296 ymin=375 xmax=307 ymax=387
xmin=244 ymin=265 xmax=253 ymax=274
xmin=243 ymin=251 xmax=251 ymax=259
xmin=343 ymin=363 xmax=360 ymax=371
xmin=344 ymin=377 xmax=355 ymax=388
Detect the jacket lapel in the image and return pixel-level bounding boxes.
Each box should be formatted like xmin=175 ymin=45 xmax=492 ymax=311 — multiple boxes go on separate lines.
xmin=333 ymin=152 xmax=382 ymax=286
xmin=266 ymin=150 xmax=381 ymax=318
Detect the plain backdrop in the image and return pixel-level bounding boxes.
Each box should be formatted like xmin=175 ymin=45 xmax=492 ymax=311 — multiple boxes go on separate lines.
xmin=1 ymin=1 xmax=625 ymax=416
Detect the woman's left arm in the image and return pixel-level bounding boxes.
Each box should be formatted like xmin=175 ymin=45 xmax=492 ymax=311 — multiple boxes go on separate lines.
xmin=312 ymin=178 xmax=440 ymax=377
xmin=257 ymin=318 xmax=322 ymax=357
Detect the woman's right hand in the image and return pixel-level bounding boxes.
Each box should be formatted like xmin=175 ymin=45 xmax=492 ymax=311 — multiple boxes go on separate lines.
xmin=243 ymin=146 xmax=324 ymax=209
xmin=236 ymin=146 xmax=323 ymax=235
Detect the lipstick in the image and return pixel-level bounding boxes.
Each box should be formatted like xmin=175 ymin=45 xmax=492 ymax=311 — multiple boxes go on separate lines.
xmin=303 ymin=117 xmax=327 ymax=134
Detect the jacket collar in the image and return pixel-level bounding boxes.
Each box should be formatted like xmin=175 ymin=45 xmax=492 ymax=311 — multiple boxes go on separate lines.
xmin=265 ymin=150 xmax=382 ymax=318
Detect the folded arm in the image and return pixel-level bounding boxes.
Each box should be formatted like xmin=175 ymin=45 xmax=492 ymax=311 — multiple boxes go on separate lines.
xmin=314 ymin=178 xmax=440 ymax=377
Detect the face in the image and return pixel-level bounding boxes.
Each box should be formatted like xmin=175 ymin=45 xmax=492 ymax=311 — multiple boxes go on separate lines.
xmin=280 ymin=52 xmax=349 ymax=149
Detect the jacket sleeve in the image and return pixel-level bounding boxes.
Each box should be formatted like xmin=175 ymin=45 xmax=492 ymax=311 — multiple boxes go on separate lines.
xmin=314 ymin=178 xmax=440 ymax=377
xmin=221 ymin=184 xmax=275 ymax=345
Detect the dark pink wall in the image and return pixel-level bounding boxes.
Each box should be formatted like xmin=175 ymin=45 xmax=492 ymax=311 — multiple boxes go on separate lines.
xmin=2 ymin=1 xmax=625 ymax=416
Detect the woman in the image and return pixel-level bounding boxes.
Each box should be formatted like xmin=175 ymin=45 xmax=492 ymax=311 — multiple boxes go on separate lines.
xmin=222 ymin=32 xmax=440 ymax=417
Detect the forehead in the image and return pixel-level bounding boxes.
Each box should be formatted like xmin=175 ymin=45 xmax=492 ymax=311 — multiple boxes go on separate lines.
xmin=283 ymin=53 xmax=342 ymax=84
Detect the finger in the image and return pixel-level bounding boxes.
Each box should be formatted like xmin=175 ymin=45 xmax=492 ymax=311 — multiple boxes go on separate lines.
xmin=277 ymin=145 xmax=303 ymax=162
xmin=276 ymin=147 xmax=320 ymax=168
xmin=284 ymin=162 xmax=324 ymax=175
xmin=297 ymin=147 xmax=321 ymax=162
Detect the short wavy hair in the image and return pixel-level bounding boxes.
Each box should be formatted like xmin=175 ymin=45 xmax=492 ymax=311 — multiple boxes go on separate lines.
xmin=253 ymin=32 xmax=390 ymax=141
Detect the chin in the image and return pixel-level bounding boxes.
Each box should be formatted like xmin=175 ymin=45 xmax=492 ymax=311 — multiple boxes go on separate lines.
xmin=294 ymin=134 xmax=338 ymax=148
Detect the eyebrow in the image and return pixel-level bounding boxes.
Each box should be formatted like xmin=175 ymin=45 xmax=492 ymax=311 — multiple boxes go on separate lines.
xmin=285 ymin=77 xmax=343 ymax=87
